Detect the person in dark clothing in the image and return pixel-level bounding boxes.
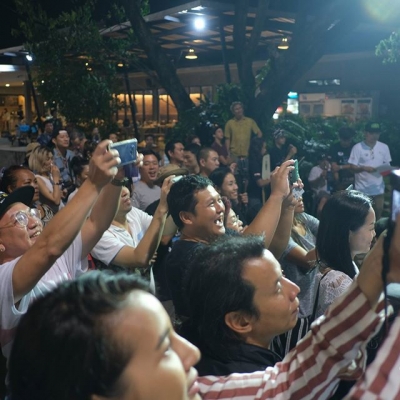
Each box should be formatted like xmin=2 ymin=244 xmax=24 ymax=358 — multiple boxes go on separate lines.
xmin=182 ymin=235 xmax=299 ymax=376
xmin=329 ymin=126 xmax=356 ymax=191
xmin=269 ymin=129 xmax=297 ymax=171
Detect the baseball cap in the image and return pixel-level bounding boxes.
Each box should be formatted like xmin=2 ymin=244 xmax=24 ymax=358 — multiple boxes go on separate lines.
xmin=365 ymin=122 xmax=381 ymax=133
xmin=154 ymin=164 xmax=189 ymax=185
xmin=273 ymin=129 xmax=286 ymax=139
xmin=0 ymin=187 xmax=34 ymax=218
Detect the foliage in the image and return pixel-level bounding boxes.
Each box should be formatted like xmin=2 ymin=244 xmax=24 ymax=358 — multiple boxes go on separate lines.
xmin=13 ymin=0 xmax=139 ymax=130
xmin=376 ymin=31 xmax=400 ymax=64
xmin=169 ymin=83 xmax=247 ymax=145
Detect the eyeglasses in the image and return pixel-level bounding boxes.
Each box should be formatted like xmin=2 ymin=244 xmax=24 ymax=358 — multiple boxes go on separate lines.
xmin=0 ymin=208 xmax=41 ymax=230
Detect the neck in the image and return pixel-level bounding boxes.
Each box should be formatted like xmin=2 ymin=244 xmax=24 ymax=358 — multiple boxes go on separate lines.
xmin=245 ymin=336 xmax=271 ymax=350
xmin=142 ymin=179 xmax=154 ymax=188
xmin=113 ymin=212 xmax=128 ymax=228
xmin=364 ymin=140 xmax=376 ymax=148
xmin=199 ymin=170 xmax=208 ymax=178
xmin=180 ymin=231 xmax=211 ymax=245
xmin=55 ymin=146 xmax=67 ymax=156
xmin=215 ymin=137 xmax=222 ymax=145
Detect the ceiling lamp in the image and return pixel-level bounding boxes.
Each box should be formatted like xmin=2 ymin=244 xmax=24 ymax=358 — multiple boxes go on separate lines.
xmin=277 ymin=37 xmax=289 ymax=50
xmin=185 ymin=48 xmax=198 ymax=60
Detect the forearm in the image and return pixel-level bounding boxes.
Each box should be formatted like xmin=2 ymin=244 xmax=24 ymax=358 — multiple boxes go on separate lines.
xmin=350 ymin=164 xmax=367 ymax=173
xmin=244 ymin=194 xmax=283 ymax=248
xmin=269 ymin=206 xmax=294 ymax=259
xmin=285 ymin=247 xmax=316 ymax=270
xmin=81 ymin=183 xmax=122 ymax=256
xmin=225 ymin=139 xmax=230 ymax=153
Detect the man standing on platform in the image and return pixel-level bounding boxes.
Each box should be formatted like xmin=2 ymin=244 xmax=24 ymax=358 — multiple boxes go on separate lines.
xmin=348 ymin=122 xmax=391 ymax=220
xmin=224 ymin=102 xmax=262 ymax=159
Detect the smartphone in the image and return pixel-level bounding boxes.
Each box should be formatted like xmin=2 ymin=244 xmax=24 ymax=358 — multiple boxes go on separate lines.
xmin=289 ymin=159 xmax=300 ymax=185
xmin=171 ymin=175 xmax=183 ymax=184
xmin=110 ymin=139 xmax=137 ymax=166
xmin=390 ymin=169 xmax=400 ymax=223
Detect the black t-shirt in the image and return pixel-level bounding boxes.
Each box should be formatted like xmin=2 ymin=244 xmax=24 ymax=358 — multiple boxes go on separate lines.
xmin=165 ymin=240 xmax=205 ymax=317
xmin=269 ymin=145 xmax=287 ymax=171
xmin=329 ymin=142 xmax=355 ymax=189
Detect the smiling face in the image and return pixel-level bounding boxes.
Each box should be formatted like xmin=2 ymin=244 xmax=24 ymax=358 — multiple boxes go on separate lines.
xmin=0 ymin=203 xmax=42 ymax=262
xmin=183 ymin=185 xmax=225 ymax=240
xmin=241 ymin=251 xmax=300 ymax=347
xmin=349 ymin=207 xmax=376 ymax=257
xmin=106 ymin=291 xmax=201 ymax=400
xmin=221 ymin=173 xmax=238 ymax=201
xmin=226 ymin=209 xmax=244 ymax=233
xmin=12 ymin=169 xmax=39 ymax=203
xmin=140 ymin=154 xmax=159 ymax=185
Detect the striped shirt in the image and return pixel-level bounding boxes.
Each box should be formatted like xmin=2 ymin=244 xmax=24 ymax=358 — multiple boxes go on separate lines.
xmin=198 ymin=279 xmax=385 ymax=399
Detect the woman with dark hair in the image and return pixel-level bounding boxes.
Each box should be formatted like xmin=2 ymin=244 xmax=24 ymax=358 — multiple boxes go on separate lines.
xmin=211 ymin=126 xmax=230 ymax=166
xmin=67 ymin=156 xmax=90 ymax=202
xmin=313 ymin=190 xmax=375 ymax=318
xmin=209 ymin=167 xmax=248 ymax=225
xmin=0 ymin=165 xmax=54 ymax=226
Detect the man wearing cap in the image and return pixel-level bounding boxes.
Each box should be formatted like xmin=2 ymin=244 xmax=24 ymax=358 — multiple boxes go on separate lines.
xmin=269 ymin=129 xmax=297 ymax=171
xmin=225 ymin=102 xmax=262 ymax=159
xmin=0 ymin=140 xmax=121 ymax=364
xmin=349 ymin=122 xmax=391 ymax=219
xmin=131 ymin=149 xmax=161 ymax=211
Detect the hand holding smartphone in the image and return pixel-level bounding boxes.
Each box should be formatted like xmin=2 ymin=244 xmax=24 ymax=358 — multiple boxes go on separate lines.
xmin=289 ymin=159 xmax=300 ymax=185
xmin=109 ymin=139 xmax=137 ymax=166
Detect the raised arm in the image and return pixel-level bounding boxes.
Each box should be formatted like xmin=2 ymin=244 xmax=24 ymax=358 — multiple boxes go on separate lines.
xmin=110 ymin=176 xmax=173 ymax=269
xmin=244 ymin=160 xmax=294 ymax=251
xmin=36 ymin=164 xmax=62 ymax=206
xmin=12 ymin=140 xmax=119 ymax=301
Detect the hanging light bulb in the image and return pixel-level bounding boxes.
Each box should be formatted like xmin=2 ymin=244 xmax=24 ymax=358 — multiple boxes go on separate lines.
xmin=185 ymin=48 xmax=198 ymax=60
xmin=277 ymin=37 xmax=289 ymax=50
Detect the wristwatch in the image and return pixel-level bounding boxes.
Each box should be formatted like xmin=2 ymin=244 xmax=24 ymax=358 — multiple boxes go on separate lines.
xmin=111 ymin=177 xmax=129 ymax=186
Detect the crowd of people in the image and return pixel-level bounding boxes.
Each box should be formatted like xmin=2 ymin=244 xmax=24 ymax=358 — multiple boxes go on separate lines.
xmin=0 ymin=103 xmax=399 ymax=400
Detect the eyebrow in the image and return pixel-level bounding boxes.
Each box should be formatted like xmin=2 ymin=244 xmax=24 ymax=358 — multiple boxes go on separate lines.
xmin=156 ymin=327 xmax=171 ymax=350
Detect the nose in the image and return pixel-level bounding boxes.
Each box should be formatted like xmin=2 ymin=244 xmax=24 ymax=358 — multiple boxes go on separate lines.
xmin=284 ymin=277 xmax=300 ymax=299
xmin=174 ymin=334 xmax=201 ymax=372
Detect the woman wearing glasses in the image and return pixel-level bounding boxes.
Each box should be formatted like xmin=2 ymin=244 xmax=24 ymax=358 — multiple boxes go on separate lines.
xmin=0 ymin=165 xmax=54 ymax=226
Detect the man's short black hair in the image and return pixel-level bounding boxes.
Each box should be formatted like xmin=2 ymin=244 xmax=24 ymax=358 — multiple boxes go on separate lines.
xmin=140 ymin=148 xmax=160 ymax=162
xmin=167 ymin=174 xmax=212 ymax=229
xmin=338 ymin=127 xmax=356 ymax=141
xmin=183 ymin=235 xmax=263 ymax=355
xmin=184 ymin=143 xmax=201 ymax=157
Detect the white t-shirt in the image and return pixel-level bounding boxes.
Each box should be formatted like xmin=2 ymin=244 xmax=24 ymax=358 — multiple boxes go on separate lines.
xmin=348 ymin=141 xmax=391 ymax=196
xmin=131 ymin=180 xmax=161 ymax=211
xmin=0 ymin=233 xmax=87 ymax=360
xmin=308 ymin=165 xmax=328 ymax=194
xmin=91 ymin=207 xmax=152 ymax=265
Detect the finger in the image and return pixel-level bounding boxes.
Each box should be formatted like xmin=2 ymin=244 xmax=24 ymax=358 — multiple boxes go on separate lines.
xmin=95 ymin=140 xmax=113 ymax=155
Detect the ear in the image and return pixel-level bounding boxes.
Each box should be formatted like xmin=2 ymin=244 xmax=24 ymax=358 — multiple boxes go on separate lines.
xmin=52 ymin=138 xmax=56 ymax=145
xmin=199 ymin=158 xmax=206 ymax=167
xmin=224 ymin=311 xmax=253 ymax=335
xmin=179 ymin=210 xmax=194 ymax=226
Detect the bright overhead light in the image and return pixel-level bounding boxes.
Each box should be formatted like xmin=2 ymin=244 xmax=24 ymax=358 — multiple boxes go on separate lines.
xmin=194 ymin=17 xmax=206 ymax=30
xmin=5 ymin=84 xmax=10 ymax=87
xmin=26 ymin=54 xmax=33 ymax=61
xmin=185 ymin=48 xmax=198 ymax=60
xmin=277 ymin=37 xmax=289 ymax=50
xmin=117 ymin=63 xmax=124 ymax=67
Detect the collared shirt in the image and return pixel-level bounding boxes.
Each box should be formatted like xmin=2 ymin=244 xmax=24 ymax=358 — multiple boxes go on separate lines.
xmin=199 ymin=279 xmax=385 ymax=399
xmin=224 ymin=117 xmax=260 ymax=158
xmin=53 ymin=148 xmax=74 ymax=184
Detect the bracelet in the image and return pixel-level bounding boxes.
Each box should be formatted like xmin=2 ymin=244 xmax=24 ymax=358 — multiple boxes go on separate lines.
xmin=53 ymin=182 xmax=61 ymax=186
xmin=111 ymin=177 xmax=129 ymax=186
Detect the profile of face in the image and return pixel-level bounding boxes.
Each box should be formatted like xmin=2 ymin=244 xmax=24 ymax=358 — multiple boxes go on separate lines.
xmin=276 ymin=136 xmax=286 ymax=146
xmin=294 ymin=197 xmax=304 ymax=214
xmin=118 ymin=186 xmax=133 ymax=214
xmin=226 ymin=209 xmax=244 ymax=233
xmin=109 ymin=133 xmax=118 ymax=143
xmin=184 ymin=185 xmax=225 ymax=239
xmin=12 ymin=169 xmax=39 ymax=203
xmin=191 ymin=137 xmax=201 ymax=146
xmin=98 ymin=290 xmax=201 ymax=400
xmin=76 ymin=165 xmax=90 ymax=187
xmin=233 ymin=104 xmax=244 ymax=119
xmin=183 ymin=151 xmax=198 ymax=172
xmin=0 ymin=203 xmax=42 ymax=260
xmin=349 ymin=207 xmax=376 ymax=256
xmin=140 ymin=154 xmax=159 ymax=184
xmin=43 ymin=152 xmax=54 ymax=173
xmin=213 ymin=128 xmax=224 ymax=141
xmin=221 ymin=172 xmax=238 ymax=201
xmin=201 ymin=151 xmax=219 ymax=175
xmin=52 ymin=130 xmax=70 ymax=150
xmin=170 ymin=142 xmax=185 ymax=164
xmin=238 ymin=251 xmax=300 ymax=346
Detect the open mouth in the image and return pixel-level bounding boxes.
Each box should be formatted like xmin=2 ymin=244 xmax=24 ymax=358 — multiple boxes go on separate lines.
xmin=214 ymin=214 xmax=224 ymax=227
xmin=30 ymin=230 xmax=41 ymax=238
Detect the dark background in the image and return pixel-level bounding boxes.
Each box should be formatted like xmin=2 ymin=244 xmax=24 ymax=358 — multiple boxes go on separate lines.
xmin=0 ymin=0 xmax=186 ymax=49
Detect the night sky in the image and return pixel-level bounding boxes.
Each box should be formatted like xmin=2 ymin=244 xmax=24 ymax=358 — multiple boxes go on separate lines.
xmin=0 ymin=0 xmax=186 ymax=49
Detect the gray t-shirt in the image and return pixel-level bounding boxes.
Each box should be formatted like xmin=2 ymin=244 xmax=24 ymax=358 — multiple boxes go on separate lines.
xmin=280 ymin=213 xmax=319 ymax=317
xmin=131 ymin=180 xmax=161 ymax=211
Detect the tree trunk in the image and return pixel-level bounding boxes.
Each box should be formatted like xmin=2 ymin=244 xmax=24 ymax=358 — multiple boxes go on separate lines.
xmin=117 ymin=0 xmax=194 ymax=118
